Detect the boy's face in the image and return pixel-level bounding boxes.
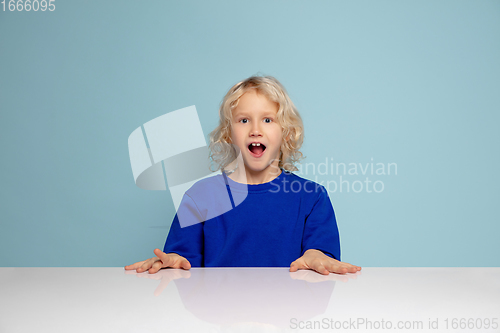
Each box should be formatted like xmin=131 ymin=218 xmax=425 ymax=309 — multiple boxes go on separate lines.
xmin=230 ymin=89 xmax=282 ymax=175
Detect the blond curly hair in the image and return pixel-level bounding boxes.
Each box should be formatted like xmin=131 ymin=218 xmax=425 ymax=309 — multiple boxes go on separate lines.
xmin=208 ymin=75 xmax=305 ymax=173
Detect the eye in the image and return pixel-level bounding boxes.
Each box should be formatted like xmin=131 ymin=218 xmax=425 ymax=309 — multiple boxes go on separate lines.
xmin=264 ymin=118 xmax=272 ymax=123
xmin=239 ymin=119 xmax=248 ymax=124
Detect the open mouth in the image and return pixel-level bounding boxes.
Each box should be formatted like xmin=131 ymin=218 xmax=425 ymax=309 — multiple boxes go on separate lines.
xmin=248 ymin=143 xmax=266 ymax=157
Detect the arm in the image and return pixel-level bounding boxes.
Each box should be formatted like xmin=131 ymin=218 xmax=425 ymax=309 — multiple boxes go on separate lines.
xmin=125 ymin=193 xmax=204 ymax=273
xmin=290 ymin=186 xmax=361 ymax=275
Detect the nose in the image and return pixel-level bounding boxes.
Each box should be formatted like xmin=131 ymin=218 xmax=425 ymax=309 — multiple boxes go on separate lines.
xmin=250 ymin=122 xmax=262 ymax=137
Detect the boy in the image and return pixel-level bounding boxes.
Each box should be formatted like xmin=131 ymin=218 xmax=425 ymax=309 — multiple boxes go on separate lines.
xmin=125 ymin=75 xmax=361 ymax=275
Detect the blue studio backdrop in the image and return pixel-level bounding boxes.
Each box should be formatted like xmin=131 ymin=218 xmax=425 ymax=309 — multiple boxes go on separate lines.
xmin=0 ymin=0 xmax=499 ymax=267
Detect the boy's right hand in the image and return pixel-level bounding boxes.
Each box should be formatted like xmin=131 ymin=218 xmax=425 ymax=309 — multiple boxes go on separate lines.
xmin=124 ymin=249 xmax=191 ymax=274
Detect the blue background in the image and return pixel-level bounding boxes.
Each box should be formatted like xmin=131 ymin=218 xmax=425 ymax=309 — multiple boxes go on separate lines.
xmin=1 ymin=0 xmax=499 ymax=267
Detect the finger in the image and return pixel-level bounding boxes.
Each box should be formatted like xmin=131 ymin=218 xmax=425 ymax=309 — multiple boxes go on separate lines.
xmin=289 ymin=258 xmax=308 ymax=272
xmin=154 ymin=248 xmax=166 ymax=257
xmin=179 ymin=258 xmax=191 ymax=270
xmin=347 ymin=264 xmax=360 ymax=273
xmin=333 ymin=265 xmax=349 ymax=274
xmin=323 ymin=256 xmax=361 ymax=271
xmin=168 ymin=256 xmax=191 ymax=270
xmin=289 ymin=260 xmax=300 ymax=272
xmin=154 ymin=249 xmax=174 ymax=268
xmin=339 ymin=262 xmax=362 ymax=273
xmin=325 ymin=261 xmax=355 ymax=274
xmin=339 ymin=263 xmax=355 ymax=274
xmin=124 ymin=260 xmax=145 ymax=270
xmin=343 ymin=261 xmax=362 ymax=271
xmin=137 ymin=257 xmax=159 ymax=273
xmin=148 ymin=260 xmax=164 ymax=274
xmin=310 ymin=261 xmax=330 ymax=275
xmin=325 ymin=260 xmax=348 ymax=274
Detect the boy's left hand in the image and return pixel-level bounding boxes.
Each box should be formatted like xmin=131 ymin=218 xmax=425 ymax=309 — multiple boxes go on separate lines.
xmin=289 ymin=249 xmax=361 ymax=275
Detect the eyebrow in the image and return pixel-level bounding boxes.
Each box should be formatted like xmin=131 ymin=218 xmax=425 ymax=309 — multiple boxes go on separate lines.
xmin=233 ymin=110 xmax=276 ymax=117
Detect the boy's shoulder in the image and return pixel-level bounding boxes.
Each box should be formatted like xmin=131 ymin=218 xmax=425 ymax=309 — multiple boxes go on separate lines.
xmin=283 ymin=170 xmax=312 ymax=182
xmin=284 ymin=170 xmax=325 ymax=187
xmin=184 ymin=173 xmax=225 ymax=196
xmin=275 ymin=170 xmax=329 ymax=198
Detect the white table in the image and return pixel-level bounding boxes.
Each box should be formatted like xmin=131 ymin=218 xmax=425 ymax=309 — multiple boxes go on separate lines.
xmin=1 ymin=268 xmax=499 ymax=333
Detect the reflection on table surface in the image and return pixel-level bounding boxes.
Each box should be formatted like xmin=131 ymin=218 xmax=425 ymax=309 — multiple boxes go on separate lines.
xmin=0 ymin=267 xmax=499 ymax=333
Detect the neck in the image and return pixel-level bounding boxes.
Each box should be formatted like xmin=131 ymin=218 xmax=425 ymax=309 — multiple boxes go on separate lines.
xmin=228 ymin=164 xmax=282 ymax=185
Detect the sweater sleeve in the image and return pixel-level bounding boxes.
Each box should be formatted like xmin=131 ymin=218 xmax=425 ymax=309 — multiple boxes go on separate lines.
xmin=163 ymin=194 xmax=204 ymax=267
xmin=302 ymin=186 xmax=341 ymax=261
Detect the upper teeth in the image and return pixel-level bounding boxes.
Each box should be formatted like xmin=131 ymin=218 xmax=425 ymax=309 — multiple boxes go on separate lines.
xmin=252 ymin=143 xmax=260 ymax=146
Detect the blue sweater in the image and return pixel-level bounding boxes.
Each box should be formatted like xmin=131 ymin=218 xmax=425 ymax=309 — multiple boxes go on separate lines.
xmin=163 ymin=169 xmax=341 ymax=267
